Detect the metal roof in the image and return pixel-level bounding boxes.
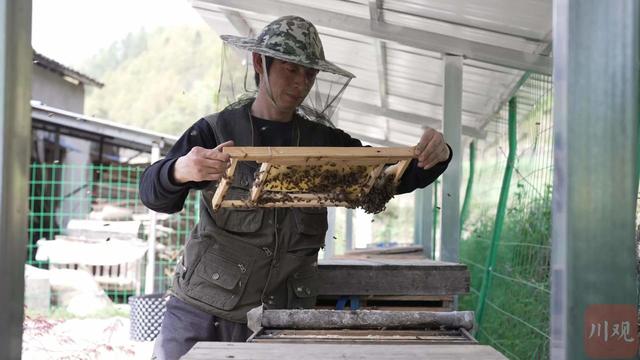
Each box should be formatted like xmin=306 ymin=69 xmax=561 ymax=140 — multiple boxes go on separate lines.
xmin=31 ymin=101 xmax=177 ymax=154
xmin=33 ymin=51 xmax=104 ymax=88
xmin=190 ymin=0 xmax=552 ymax=146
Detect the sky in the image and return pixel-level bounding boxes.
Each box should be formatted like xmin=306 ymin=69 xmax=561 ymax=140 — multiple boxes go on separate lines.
xmin=31 ymin=0 xmax=206 ymax=68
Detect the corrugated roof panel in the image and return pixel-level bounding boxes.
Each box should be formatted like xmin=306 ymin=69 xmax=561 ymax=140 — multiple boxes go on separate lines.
xmin=321 ymin=38 xmax=377 ymax=72
xmin=382 ymin=10 xmax=543 ymax=53
xmin=192 ymin=0 xmax=552 ymax=139
xmin=387 ymin=132 xmax=420 ymax=146
xmin=340 ymin=85 xmax=380 ymax=107
xmin=279 ymin=0 xmax=368 ymax=19
xmin=336 ymin=114 xmax=387 ymax=139
xmin=384 ymin=0 xmax=551 ymax=40
xmin=388 ymin=120 xmax=428 ymax=136
xmin=464 ymin=59 xmax=524 ymax=75
xmin=386 ymin=78 xmax=492 ymax=116
xmin=386 ymin=94 xmax=443 ymax=120
xmin=385 ymin=49 xmax=443 ymax=84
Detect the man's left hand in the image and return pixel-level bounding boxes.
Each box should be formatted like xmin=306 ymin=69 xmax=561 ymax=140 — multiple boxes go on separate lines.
xmin=414 ymin=127 xmax=450 ymax=169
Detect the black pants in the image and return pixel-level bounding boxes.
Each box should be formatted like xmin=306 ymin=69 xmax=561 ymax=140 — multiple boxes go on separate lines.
xmin=152 ymin=296 xmax=252 ymax=360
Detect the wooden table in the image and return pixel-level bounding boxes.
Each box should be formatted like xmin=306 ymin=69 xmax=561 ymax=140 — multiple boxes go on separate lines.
xmin=182 ymin=342 xmax=508 ymax=360
xmin=317 ymin=258 xmax=469 ymax=296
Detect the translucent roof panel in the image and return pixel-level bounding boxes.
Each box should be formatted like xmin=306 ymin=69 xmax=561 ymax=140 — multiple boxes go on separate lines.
xmin=384 ymin=0 xmax=551 ymax=40
xmin=191 ymin=0 xmax=552 ymax=143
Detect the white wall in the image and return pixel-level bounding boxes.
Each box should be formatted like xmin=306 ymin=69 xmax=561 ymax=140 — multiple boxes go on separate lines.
xmin=31 ymin=65 xmax=84 ymax=113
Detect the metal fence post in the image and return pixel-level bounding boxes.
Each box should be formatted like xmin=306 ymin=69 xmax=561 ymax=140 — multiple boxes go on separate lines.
xmin=145 ymin=143 xmax=161 ymax=294
xmin=551 ymin=0 xmax=639 ymax=358
xmin=414 ymin=186 xmax=433 ymax=258
xmin=345 ymin=208 xmax=353 ymax=252
xmin=324 ymin=207 xmax=336 ymax=258
xmin=475 ymin=97 xmax=517 ymax=334
xmin=432 ymin=179 xmax=439 ymax=259
xmin=460 ymin=140 xmax=476 ymax=233
xmin=440 ymin=54 xmax=463 ymax=263
xmin=0 ymin=0 xmax=32 ymax=357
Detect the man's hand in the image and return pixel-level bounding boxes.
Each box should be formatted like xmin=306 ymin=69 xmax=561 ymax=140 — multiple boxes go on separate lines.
xmin=172 ymin=140 xmax=234 ymax=184
xmin=414 ymin=128 xmax=450 ymax=169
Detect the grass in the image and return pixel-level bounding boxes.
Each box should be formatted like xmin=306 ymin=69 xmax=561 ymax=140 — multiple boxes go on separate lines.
xmin=460 ymin=185 xmax=552 ymax=360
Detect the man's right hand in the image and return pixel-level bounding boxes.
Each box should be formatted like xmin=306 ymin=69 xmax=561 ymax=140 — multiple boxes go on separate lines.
xmin=172 ymin=140 xmax=234 ymax=184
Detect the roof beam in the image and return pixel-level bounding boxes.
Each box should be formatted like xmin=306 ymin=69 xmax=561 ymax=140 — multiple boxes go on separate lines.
xmin=369 ymin=1 xmax=391 ymax=143
xmin=218 ymin=10 xmax=254 ymax=60
xmin=221 ymin=9 xmax=253 ymax=36
xmin=369 ymin=1 xmax=388 ymax=109
xmin=192 ymin=0 xmax=552 ymax=75
xmin=339 ymin=98 xmax=486 ymax=139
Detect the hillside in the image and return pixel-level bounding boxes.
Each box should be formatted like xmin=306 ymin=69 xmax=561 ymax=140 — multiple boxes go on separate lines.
xmin=82 ymin=26 xmax=247 ymax=136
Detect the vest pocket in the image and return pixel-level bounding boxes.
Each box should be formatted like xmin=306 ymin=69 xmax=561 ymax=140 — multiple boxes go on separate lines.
xmin=186 ymin=250 xmax=252 ymax=311
xmin=290 ymin=208 xmax=328 ymax=252
xmin=212 ymin=208 xmax=265 ymax=233
xmin=287 ymin=267 xmax=319 ymax=309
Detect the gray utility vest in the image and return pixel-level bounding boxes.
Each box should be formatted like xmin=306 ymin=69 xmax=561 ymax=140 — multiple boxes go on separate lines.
xmin=171 ymin=103 xmax=328 ymax=323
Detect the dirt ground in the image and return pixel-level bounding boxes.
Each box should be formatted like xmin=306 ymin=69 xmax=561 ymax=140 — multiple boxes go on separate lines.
xmin=22 ymin=315 xmax=154 ymax=359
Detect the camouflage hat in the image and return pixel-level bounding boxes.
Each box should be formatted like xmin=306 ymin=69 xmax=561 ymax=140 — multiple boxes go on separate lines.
xmin=220 ymin=15 xmax=355 ymax=79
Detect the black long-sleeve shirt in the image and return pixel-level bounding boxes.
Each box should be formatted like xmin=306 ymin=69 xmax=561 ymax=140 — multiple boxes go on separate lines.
xmin=140 ymin=116 xmax=452 ymax=213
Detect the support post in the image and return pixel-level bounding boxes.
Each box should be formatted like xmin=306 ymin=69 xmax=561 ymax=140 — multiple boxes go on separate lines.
xmin=324 ymin=207 xmax=336 ymax=258
xmin=414 ymin=186 xmax=433 ymax=258
xmin=0 ymin=0 xmax=32 ymax=357
xmin=345 ymin=208 xmax=353 ymax=252
xmin=551 ymin=0 xmax=639 ymax=358
xmin=440 ymin=54 xmax=463 ymax=263
xmin=432 ymin=180 xmax=439 ymax=259
xmin=460 ymin=140 xmax=476 ymax=233
xmin=475 ymin=97 xmax=517 ymax=334
xmin=145 ymin=143 xmax=161 ymax=294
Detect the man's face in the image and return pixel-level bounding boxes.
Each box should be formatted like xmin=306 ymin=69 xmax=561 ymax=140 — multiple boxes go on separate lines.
xmin=262 ymin=58 xmax=318 ymax=111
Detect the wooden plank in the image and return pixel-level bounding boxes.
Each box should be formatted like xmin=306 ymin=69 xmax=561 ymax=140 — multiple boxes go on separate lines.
xmin=312 ymin=305 xmax=454 ymax=313
xmin=362 ymin=306 xmax=452 ymax=312
xmin=361 ymin=295 xmax=454 ymax=301
xmin=317 ymin=259 xmax=469 ymax=296
xmin=267 ymin=157 xmax=406 ymax=166
xmin=336 ymin=245 xmax=424 ymax=260
xmin=316 ymin=294 xmax=454 ymax=312
xmin=221 ymin=197 xmax=350 ymax=208
xmin=319 ymin=258 xmax=467 ymax=268
xmin=224 ymin=146 xmax=415 ymax=161
xmin=318 ymin=295 xmax=453 ymax=302
xmin=249 ymin=163 xmax=271 ymax=203
xmin=385 ymin=159 xmax=411 ymax=184
xmin=362 ymin=163 xmax=385 ymax=194
xmin=182 ymin=343 xmax=508 ymax=360
xmin=260 ymin=329 xmax=464 ymax=337
xmin=211 ymin=158 xmax=238 ymax=210
xmin=254 ymin=329 xmax=474 ymax=343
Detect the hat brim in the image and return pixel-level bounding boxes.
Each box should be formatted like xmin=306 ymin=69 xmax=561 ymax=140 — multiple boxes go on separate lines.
xmin=221 ymin=35 xmax=355 ymax=79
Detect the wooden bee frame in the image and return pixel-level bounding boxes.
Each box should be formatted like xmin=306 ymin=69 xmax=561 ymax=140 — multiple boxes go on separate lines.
xmin=211 ymin=147 xmax=415 ymax=210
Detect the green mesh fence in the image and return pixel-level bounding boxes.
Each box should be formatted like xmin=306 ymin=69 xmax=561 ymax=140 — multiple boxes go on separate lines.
xmin=460 ymin=73 xmax=554 ymax=359
xmin=27 ymin=162 xmax=198 ymax=306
